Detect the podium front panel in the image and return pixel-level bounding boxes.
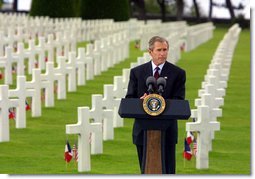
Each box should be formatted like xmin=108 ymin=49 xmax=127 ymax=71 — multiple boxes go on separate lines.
xmin=118 ymin=98 xmax=191 ymax=120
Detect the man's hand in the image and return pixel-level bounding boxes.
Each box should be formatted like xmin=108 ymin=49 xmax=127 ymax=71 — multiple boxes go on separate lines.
xmin=140 ymin=93 xmax=148 ymax=99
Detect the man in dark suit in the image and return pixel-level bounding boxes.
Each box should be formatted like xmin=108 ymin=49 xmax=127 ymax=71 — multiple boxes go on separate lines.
xmin=125 ymin=36 xmax=186 ymax=174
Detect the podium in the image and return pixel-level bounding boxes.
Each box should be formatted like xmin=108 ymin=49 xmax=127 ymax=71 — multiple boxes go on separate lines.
xmin=118 ymin=98 xmax=191 ymax=174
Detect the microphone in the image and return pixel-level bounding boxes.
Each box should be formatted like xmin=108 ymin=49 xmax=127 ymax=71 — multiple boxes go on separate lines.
xmin=157 ymin=77 xmax=166 ymax=95
xmin=146 ymin=76 xmax=156 ymax=94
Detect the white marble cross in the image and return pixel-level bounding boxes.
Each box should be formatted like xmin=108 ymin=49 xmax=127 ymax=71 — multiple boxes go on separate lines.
xmin=0 ymin=85 xmax=18 ymax=142
xmin=12 ymin=43 xmax=26 ymax=76
xmin=8 ymin=76 xmax=27 ymax=128
xmin=99 ymin=38 xmax=111 ymax=71
xmin=83 ymin=49 xmax=94 ymax=81
xmin=0 ymin=31 xmax=5 ymax=56
xmin=187 ymin=104 xmax=220 ymax=169
xmin=194 ymin=89 xmax=222 ymax=142
xmin=113 ymin=76 xmax=126 ymax=98
xmin=25 ymin=69 xmax=50 ymax=116
xmin=90 ymin=94 xmax=114 ymax=140
xmin=66 ymin=107 xmax=103 ymax=172
xmin=36 ymin=37 xmax=46 ymax=70
xmin=94 ymin=40 xmax=106 ymax=72
xmin=0 ymin=47 xmax=13 ymax=85
xmin=42 ymin=61 xmax=66 ymax=100
xmin=86 ymin=43 xmax=101 ymax=76
xmin=76 ymin=48 xmax=86 ymax=86
xmin=25 ymin=39 xmax=37 ymax=74
xmin=102 ymin=84 xmax=123 ymax=127
xmin=199 ymin=75 xmax=225 ymax=99
xmin=45 ymin=34 xmax=54 ymax=63
xmin=55 ymin=56 xmax=68 ymax=99
xmin=63 ymin=31 xmax=71 ymax=58
xmin=122 ymin=68 xmax=130 ymax=88
xmin=55 ymin=31 xmax=64 ymax=57
xmin=66 ymin=52 xmax=77 ymax=92
xmin=196 ymin=83 xmax=224 ymax=109
xmin=202 ymin=69 xmax=227 ymax=90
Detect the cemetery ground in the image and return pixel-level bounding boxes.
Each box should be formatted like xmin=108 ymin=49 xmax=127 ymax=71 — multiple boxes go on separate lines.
xmin=0 ymin=26 xmax=250 ymax=174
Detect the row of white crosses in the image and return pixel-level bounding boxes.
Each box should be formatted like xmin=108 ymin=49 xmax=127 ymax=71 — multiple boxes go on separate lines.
xmin=65 ymin=71 xmax=129 ymax=172
xmin=2 ymin=13 xmax=194 ymax=54
xmin=0 ymin=31 xmax=77 ymax=83
xmin=0 ymin=72 xmax=46 ymax=141
xmin=0 ymin=13 xmax=142 ymax=53
xmin=0 ymin=28 xmax=130 ymax=143
xmin=0 ymin=15 xmax=134 ymax=81
xmin=65 ymin=51 xmax=153 ymax=172
xmin=0 ymin=18 xmax=78 ymax=57
xmin=185 ymin=22 xmax=215 ymax=52
xmin=185 ymin=23 xmax=242 ymax=169
xmin=0 ymin=28 xmax=129 ymax=86
xmin=0 ymin=15 xmax=133 ymax=65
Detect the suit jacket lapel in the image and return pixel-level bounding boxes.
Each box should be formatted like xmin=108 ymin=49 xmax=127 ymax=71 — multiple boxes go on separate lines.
xmin=160 ymin=62 xmax=172 ymax=96
xmin=160 ymin=61 xmax=170 ymax=77
xmin=143 ymin=61 xmax=153 ymax=80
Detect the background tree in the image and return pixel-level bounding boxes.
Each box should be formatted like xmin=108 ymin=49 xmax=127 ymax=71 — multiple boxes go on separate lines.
xmin=130 ymin=0 xmax=146 ymax=20
xmin=13 ymin=0 xmax=17 ymax=11
xmin=81 ymin=0 xmax=130 ymax=21
xmin=0 ymin=0 xmax=3 ymax=9
xmin=193 ymin=0 xmax=200 ymax=20
xmin=30 ymin=0 xmax=80 ymax=17
xmin=176 ymin=0 xmax=184 ymax=20
xmin=225 ymin=0 xmax=235 ymax=20
xmin=157 ymin=0 xmax=166 ymax=22
xmin=209 ymin=0 xmax=213 ymax=21
xmin=209 ymin=0 xmax=244 ymax=22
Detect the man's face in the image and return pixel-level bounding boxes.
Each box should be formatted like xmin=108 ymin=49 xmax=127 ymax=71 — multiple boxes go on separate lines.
xmin=149 ymin=41 xmax=169 ymax=66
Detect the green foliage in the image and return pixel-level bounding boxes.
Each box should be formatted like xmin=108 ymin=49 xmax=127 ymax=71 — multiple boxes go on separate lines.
xmin=80 ymin=0 xmax=130 ymax=21
xmin=144 ymin=0 xmax=160 ymax=13
xmin=29 ymin=0 xmax=81 ymax=17
xmin=144 ymin=0 xmax=176 ymax=15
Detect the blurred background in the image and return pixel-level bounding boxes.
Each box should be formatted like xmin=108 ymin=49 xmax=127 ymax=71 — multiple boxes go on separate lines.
xmin=0 ymin=0 xmax=250 ymax=28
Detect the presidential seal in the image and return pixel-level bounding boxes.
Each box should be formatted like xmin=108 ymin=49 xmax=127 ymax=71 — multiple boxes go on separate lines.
xmin=142 ymin=94 xmax=166 ymax=116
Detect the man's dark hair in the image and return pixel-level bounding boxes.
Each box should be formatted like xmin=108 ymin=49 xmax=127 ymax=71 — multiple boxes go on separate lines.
xmin=148 ymin=36 xmax=169 ymax=50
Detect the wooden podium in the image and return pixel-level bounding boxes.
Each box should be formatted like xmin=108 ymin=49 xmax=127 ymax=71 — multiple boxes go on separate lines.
xmin=118 ymin=98 xmax=190 ymax=174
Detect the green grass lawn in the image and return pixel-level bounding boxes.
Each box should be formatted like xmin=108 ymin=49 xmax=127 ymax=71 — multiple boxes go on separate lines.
xmin=0 ymin=27 xmax=250 ymax=174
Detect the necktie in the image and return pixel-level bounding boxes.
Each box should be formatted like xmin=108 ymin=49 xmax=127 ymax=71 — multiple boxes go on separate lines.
xmin=154 ymin=67 xmax=160 ymax=80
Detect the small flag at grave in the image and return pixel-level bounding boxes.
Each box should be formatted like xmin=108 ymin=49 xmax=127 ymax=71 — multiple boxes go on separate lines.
xmin=183 ymin=138 xmax=192 ymax=160
xmin=25 ymin=100 xmax=31 ymax=111
xmin=64 ymin=140 xmax=73 ymax=163
xmin=0 ymin=70 xmax=2 ymax=79
xmin=186 ymin=135 xmax=193 ymax=145
xmin=186 ymin=131 xmax=195 ymax=144
xmin=9 ymin=108 xmax=16 ymax=120
xmin=193 ymin=139 xmax=197 ymax=157
xmin=72 ymin=144 xmax=78 ymax=162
